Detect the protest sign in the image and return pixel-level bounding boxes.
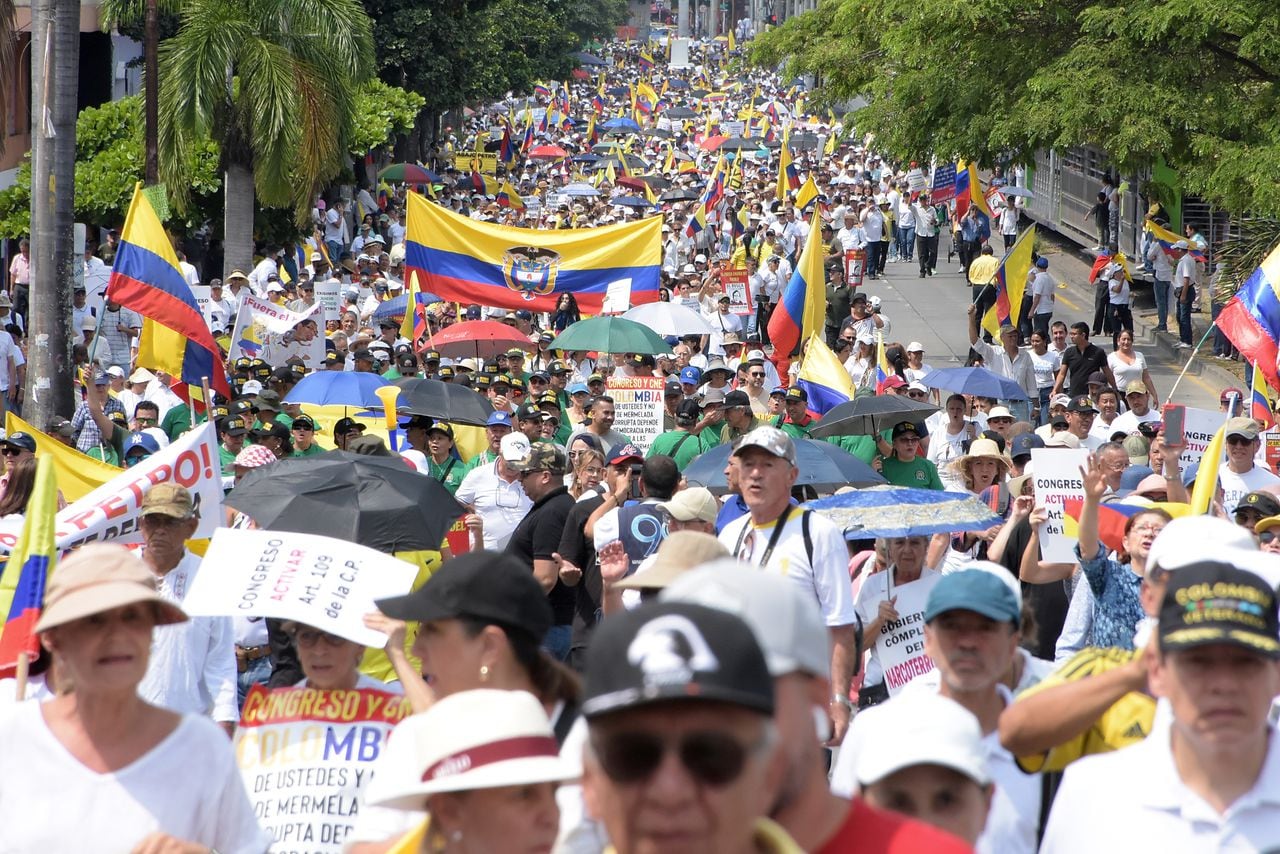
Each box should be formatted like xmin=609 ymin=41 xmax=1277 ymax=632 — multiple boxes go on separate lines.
xmin=451 ymin=152 xmax=498 ymax=175
xmin=930 ymin=163 xmax=957 ymax=204
xmin=183 ymin=528 xmax=418 ymax=646
xmin=721 ymin=119 xmax=745 ymax=137
xmin=236 ymin=684 xmax=411 ymax=854
xmin=313 ymin=279 xmax=342 ymax=323
xmin=606 ymin=376 xmax=665 ymax=453
xmin=1031 ymin=447 xmax=1091 ymax=562
xmin=190 ymin=284 xmax=211 ymax=324
xmin=906 ymin=168 xmax=927 ymax=193
xmin=229 ymin=295 xmax=326 ymax=368
xmin=0 ymin=422 xmax=222 ymax=552
xmin=1178 ymin=406 xmax=1224 ymax=470
xmin=876 ymin=577 xmax=936 ymax=696
xmin=720 ymin=268 xmax=751 ymax=315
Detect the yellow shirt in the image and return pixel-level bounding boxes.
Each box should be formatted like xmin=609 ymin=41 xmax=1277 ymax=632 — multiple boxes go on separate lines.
xmin=967 ymin=254 xmax=1000 ymax=287
xmin=1014 ymin=646 xmax=1156 ymax=773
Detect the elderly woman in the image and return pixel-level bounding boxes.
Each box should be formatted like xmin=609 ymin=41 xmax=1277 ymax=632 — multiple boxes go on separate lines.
xmin=367 ymin=690 xmax=576 ymax=853
xmin=0 ymin=544 xmax=268 ymax=851
xmin=282 ymin=621 xmax=401 ymax=693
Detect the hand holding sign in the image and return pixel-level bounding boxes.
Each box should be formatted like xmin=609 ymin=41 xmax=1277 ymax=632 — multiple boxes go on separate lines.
xmin=877 ymin=596 xmax=899 ymax=624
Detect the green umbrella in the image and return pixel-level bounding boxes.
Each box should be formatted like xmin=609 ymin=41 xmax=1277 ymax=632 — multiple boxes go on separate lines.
xmin=554 ymin=316 xmax=670 ymax=355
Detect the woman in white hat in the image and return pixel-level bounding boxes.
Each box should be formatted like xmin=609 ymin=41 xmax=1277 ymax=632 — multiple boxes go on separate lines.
xmin=950 ymin=437 xmax=1011 ymax=497
xmin=0 ymin=544 xmax=268 ymax=852
xmin=367 ymin=689 xmax=577 ymax=853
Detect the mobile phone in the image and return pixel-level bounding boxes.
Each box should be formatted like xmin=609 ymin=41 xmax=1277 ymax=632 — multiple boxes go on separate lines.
xmin=1162 ymin=403 xmax=1185 ymax=447
xmin=629 ymin=462 xmax=643 ymax=500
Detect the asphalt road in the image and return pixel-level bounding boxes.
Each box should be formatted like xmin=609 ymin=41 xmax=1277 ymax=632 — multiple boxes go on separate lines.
xmin=860 ymin=233 xmax=1226 ymax=412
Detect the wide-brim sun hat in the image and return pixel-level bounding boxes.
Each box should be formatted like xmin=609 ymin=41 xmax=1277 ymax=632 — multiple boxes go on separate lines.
xmin=950 ymin=437 xmax=1012 ymax=479
xmin=36 ymin=544 xmax=188 ymax=633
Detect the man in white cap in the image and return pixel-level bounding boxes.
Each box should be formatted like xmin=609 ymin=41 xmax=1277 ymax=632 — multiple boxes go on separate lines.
xmin=454 ymin=430 xmax=533 ymax=550
xmin=1219 ymin=417 xmax=1280 ymax=516
xmin=1171 ymin=239 xmax=1197 ymax=348
xmin=718 ymin=427 xmax=861 ymax=743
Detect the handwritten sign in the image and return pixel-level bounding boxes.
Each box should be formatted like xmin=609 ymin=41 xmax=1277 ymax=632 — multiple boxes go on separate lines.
xmin=606 ymin=376 xmax=665 ymax=454
xmin=235 ymin=684 xmax=410 ymax=853
xmin=878 ymin=577 xmax=937 ymax=696
xmin=1031 ymin=448 xmax=1091 ymax=562
xmin=183 ymin=528 xmax=418 ymax=646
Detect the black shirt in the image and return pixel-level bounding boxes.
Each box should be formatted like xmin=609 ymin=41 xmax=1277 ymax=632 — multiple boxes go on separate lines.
xmin=560 ymin=492 xmax=606 ymax=668
xmin=1062 ymin=343 xmax=1108 ymax=397
xmin=507 ymin=485 xmax=577 ymax=625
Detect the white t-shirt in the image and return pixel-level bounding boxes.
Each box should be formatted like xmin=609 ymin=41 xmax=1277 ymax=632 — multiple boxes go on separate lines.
xmin=718 ymin=509 xmax=858 ymax=628
xmin=454 ymin=461 xmax=532 ymax=550
xmin=1107 ymin=351 xmax=1146 ymax=390
xmin=1220 ymin=465 xmax=1280 ymax=516
xmin=1109 ymin=407 xmax=1161 ymax=436
xmin=1029 ymin=348 xmax=1061 ymax=390
xmin=1031 ymin=272 xmax=1056 ymax=314
xmin=0 ymin=702 xmax=269 ymax=853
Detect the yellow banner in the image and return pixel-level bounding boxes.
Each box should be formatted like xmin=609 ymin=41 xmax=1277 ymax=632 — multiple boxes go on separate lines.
xmin=4 ymin=412 xmax=121 ymax=502
xmin=451 ymin=152 xmax=498 ymax=175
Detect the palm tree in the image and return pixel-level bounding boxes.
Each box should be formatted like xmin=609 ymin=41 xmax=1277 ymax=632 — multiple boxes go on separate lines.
xmin=157 ymin=0 xmax=374 ymax=275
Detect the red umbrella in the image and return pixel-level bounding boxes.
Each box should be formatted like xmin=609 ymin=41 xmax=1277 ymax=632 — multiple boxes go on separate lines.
xmin=698 ymin=135 xmax=728 ymax=151
xmin=528 ymin=144 xmax=569 ymax=159
xmin=616 ymin=175 xmax=650 ymax=193
xmin=423 ymin=320 xmax=536 ymax=359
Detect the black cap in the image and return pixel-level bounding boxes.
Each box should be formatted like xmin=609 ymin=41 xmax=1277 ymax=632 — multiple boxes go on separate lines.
xmin=548 ymin=360 xmax=570 ymax=375
xmin=352 ymin=349 xmax=374 ymax=362
xmin=675 ymin=398 xmax=701 ymax=422
xmin=290 ymin=415 xmax=317 ymax=432
xmin=583 ymin=602 xmax=774 ymax=718
xmin=1158 ymin=562 xmax=1280 ymax=659
xmin=516 ymin=403 xmax=541 ymax=422
xmin=333 ymin=416 xmax=367 ymax=436
xmin=722 ymin=390 xmax=751 ymax=409
xmin=891 ymin=420 xmax=924 ymax=439
xmin=253 ymin=421 xmax=290 ymax=442
xmin=426 ymin=421 xmax=454 ymax=438
xmin=1067 ymin=395 xmax=1098 ymax=414
xmin=0 ymin=432 xmax=36 ymax=453
xmin=1236 ymin=491 xmax=1280 ymax=518
xmin=376 ymin=552 xmax=553 ymax=643
xmin=219 ymin=415 xmax=249 ymax=437
xmin=783 ymin=386 xmax=807 ymax=403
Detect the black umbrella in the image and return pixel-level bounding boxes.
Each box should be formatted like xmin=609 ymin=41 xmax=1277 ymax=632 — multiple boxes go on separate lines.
xmin=574 ymin=51 xmax=608 ymax=67
xmin=789 ymin=133 xmax=821 ymax=151
xmin=659 ymin=188 xmax=701 ymax=202
xmin=809 ymin=396 xmax=940 ymax=439
xmin=606 ymin=86 xmax=629 ymax=96
xmin=665 ymin=107 xmax=698 ymax=119
xmin=394 ymin=377 xmax=494 ymax=427
xmin=226 ymin=452 xmax=465 ymax=553
xmin=644 ymin=127 xmax=674 ymax=139
xmin=684 ymin=439 xmax=886 ymax=494
xmin=718 ymin=136 xmax=764 ymax=151
xmin=633 ymin=173 xmax=671 ymax=189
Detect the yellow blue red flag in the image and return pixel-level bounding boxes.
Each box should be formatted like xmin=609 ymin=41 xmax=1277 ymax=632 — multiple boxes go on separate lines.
xmin=0 ymin=455 xmax=58 ymax=677
xmin=1252 ymin=362 xmax=1274 ymax=428
xmin=1218 ymin=242 xmax=1280 ymax=389
xmin=767 ymin=209 xmax=825 ymax=358
xmin=982 ymin=224 xmax=1037 ymax=338
xmin=797 ymin=337 xmax=856 ymax=416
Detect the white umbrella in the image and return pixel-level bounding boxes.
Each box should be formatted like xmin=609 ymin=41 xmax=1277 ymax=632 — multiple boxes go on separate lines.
xmin=622 ymin=302 xmax=714 ymax=336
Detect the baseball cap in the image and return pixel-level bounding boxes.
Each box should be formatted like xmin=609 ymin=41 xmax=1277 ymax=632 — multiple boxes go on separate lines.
xmin=486 ymin=410 xmax=514 ymax=428
xmin=377 ymin=552 xmax=553 ymax=643
xmin=0 ymin=432 xmax=36 ymax=453
xmin=657 ymin=487 xmax=720 ymax=524
xmin=1225 ymin=417 xmax=1261 ymax=441
xmin=1158 ymin=561 xmax=1280 ymax=658
xmin=1066 ymin=395 xmax=1097 ymax=414
xmin=745 ymin=348 xmax=766 ymax=364
xmin=516 ymin=403 xmax=542 ymax=422
xmin=1146 ymin=515 xmax=1258 ymax=572
xmin=1220 ymin=387 xmax=1245 ymax=403
xmin=1237 ymin=491 xmax=1280 ymax=518
xmin=105 ymin=365 xmax=126 ymax=379
xmin=291 ymin=415 xmax=317 ymax=432
xmin=675 ymin=398 xmax=701 ymax=422
xmin=1124 ymin=381 xmax=1149 ymax=396
xmin=124 ymin=432 xmax=162 ymax=457
xmin=1035 ymin=257 xmax=1049 ymax=269
xmin=661 ymin=559 xmax=830 ymax=677
xmin=770 ymin=386 xmax=787 ymax=398
xmin=514 ymin=443 xmax=566 ymax=475
xmin=219 ymin=415 xmax=249 ymax=437
xmin=1049 ymin=394 xmax=1071 ymax=409
xmin=850 ymin=693 xmax=990 ymax=787
xmin=333 ymin=417 xmax=367 ymax=436
xmin=613 ymin=533 xmax=731 ymax=593
xmin=34 ymin=544 xmax=188 ymax=633
xmin=582 ymin=601 xmax=775 ymax=718
xmin=679 ymin=366 xmax=702 ymax=385
xmin=663 ymin=378 xmax=682 ymax=397
xmin=1172 ymin=239 xmax=1190 ymax=250
xmin=1044 ymin=431 xmax=1080 ymax=449
xmin=732 ymin=426 xmax=797 ymax=466
xmin=784 ymin=386 xmax=807 ymax=403
xmin=140 ymin=482 xmax=194 ymax=519
xmin=1122 ymin=435 xmax=1150 ymax=465
xmin=722 ymin=390 xmax=751 ymax=409
xmin=608 ymin=443 xmax=644 ymax=466
xmin=924 ymin=568 xmax=1021 ymax=626
xmin=890 ymin=420 xmax=924 ymax=439
xmin=1087 ymin=371 xmax=1108 ymax=388
xmin=1009 ymin=433 xmax=1044 ymax=461
xmin=499 ymin=432 xmax=532 ymax=462
xmin=568 ymin=382 xmax=589 ymax=395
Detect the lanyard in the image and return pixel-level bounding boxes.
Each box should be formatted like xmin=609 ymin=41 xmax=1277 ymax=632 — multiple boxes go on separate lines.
xmin=734 ymin=505 xmax=794 ymax=570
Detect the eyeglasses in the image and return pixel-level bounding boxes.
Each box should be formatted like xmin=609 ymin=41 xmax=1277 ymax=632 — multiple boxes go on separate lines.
xmin=135 ymin=417 xmax=157 ymax=425
xmin=1129 ymin=523 xmax=1167 ymax=535
xmin=293 ymin=628 xmax=347 ymax=647
xmin=590 ymin=730 xmax=760 ymax=787
xmin=0 ymin=447 xmax=22 ymax=457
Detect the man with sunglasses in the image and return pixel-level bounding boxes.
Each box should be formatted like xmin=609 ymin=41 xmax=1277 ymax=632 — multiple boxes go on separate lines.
xmin=582 ymin=601 xmax=803 ymax=854
xmin=1219 ymin=417 xmax=1280 ymax=516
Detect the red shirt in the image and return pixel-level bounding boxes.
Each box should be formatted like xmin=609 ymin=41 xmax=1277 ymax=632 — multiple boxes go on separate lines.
xmin=816 ymin=798 xmax=973 ymax=854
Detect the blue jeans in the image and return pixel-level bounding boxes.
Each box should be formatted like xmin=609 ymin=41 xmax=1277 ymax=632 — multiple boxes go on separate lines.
xmin=542 ymin=624 xmax=572 ymax=662
xmin=326 ymin=240 xmax=343 ymax=264
xmin=1037 ymin=386 xmax=1053 ymax=425
xmin=897 ymin=226 xmax=915 ymax=261
xmin=1212 ymin=301 xmax=1237 ymax=357
xmin=1152 ymin=278 xmax=1171 ymax=330
xmin=1177 ymin=286 xmax=1196 ymax=345
xmin=237 ymin=655 xmax=272 ymax=709
xmin=865 ymin=241 xmax=883 ymax=277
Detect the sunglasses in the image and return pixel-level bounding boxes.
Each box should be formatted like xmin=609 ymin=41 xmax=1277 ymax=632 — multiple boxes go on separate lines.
xmin=907 ymin=391 xmax=927 ymax=399
xmin=591 ymin=730 xmax=758 ymax=787
xmin=1260 ymin=531 xmax=1279 ymax=545
xmin=749 ymin=372 xmax=766 ymax=378
xmin=0 ymin=447 xmax=23 ymax=456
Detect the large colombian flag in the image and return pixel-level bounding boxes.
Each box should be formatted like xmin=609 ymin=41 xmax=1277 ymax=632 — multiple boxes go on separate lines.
xmin=405 ymin=191 xmax=661 ymax=314
xmin=767 ymin=208 xmax=825 ymax=359
xmin=796 ymin=336 xmax=856 ymax=416
xmin=954 ymin=161 xmax=992 ymax=241
xmin=1217 ymin=242 xmax=1280 ymax=390
xmin=106 ymin=185 xmax=231 ymax=401
xmin=0 ymin=455 xmax=58 ymax=677
xmin=981 ymin=224 xmax=1037 ymax=339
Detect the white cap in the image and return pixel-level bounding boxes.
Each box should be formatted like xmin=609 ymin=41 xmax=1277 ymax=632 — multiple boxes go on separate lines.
xmin=499 ymin=432 xmax=531 ymax=462
xmin=745 ymin=349 xmax=766 ymax=362
xmin=850 ymin=692 xmax=990 ymax=787
xmin=856 ymin=331 xmax=874 ymax=346
xmin=1147 ymin=516 xmax=1256 ymax=573
xmin=1044 ymin=432 xmax=1080 ymax=449
xmin=105 ymin=366 xmax=125 ymax=378
xmin=367 ymin=689 xmax=576 ymax=809
xmin=387 ymin=280 xmax=404 ymax=291
xmin=907 ymin=380 xmax=927 ymax=393
xmin=657 ymin=487 xmax=720 ymax=523
xmin=906 ymin=341 xmax=924 ymax=352
xmin=987 ymin=405 xmax=1014 ymax=421
xmin=266 ymin=281 xmax=286 ymax=293
xmin=128 ymin=367 xmax=156 ymax=384
xmin=241 ymin=379 xmax=263 ymax=395
xmin=694 ymin=253 xmax=707 ymax=263
xmin=868 ymin=295 xmax=881 ymax=309
xmin=662 ymin=559 xmax=830 ymax=677
xmin=1050 ymin=394 xmax=1072 ymax=408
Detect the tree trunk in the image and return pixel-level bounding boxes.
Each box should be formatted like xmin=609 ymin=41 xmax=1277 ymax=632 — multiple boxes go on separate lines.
xmin=27 ymin=0 xmax=78 ymax=424
xmin=223 ymin=162 xmax=255 ymax=276
xmin=143 ymin=0 xmax=159 ymax=185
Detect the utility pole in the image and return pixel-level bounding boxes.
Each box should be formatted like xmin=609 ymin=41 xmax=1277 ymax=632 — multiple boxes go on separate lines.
xmin=144 ymin=0 xmax=159 ymax=184
xmin=27 ymin=0 xmax=78 ymax=423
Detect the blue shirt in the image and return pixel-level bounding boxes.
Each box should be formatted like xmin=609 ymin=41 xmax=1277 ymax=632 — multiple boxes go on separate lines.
xmin=1076 ymin=543 xmax=1144 ymax=650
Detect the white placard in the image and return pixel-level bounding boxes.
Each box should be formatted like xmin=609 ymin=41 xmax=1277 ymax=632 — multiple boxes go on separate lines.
xmin=721 ymin=120 xmax=745 ymax=138
xmin=313 ymin=279 xmax=342 ymax=323
xmin=183 ymin=528 xmax=418 ymax=646
xmin=601 ymin=278 xmax=633 ymax=315
xmin=189 ymin=284 xmax=211 ymax=323
xmin=606 ymin=376 xmax=665 ymax=454
xmin=906 ymin=168 xmax=927 ymax=192
xmin=228 ymin=294 xmax=326 ymax=368
xmin=1178 ymin=406 xmax=1223 ymax=470
xmin=1031 ymin=448 xmax=1091 ymax=563
xmin=876 ymin=577 xmax=937 ymax=697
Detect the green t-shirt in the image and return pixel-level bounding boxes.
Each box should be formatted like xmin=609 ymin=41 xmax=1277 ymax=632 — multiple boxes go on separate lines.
xmin=292 ymin=442 xmax=325 ymax=457
xmin=826 ymin=434 xmax=877 ymax=465
xmin=772 ymin=414 xmax=813 ymax=441
xmin=879 ymin=454 xmax=944 ymax=490
xmin=219 ymin=443 xmax=237 ymax=475
xmin=465 ymin=449 xmax=497 ymax=473
xmin=427 ymin=455 xmax=467 ymax=494
xmin=647 ymin=428 xmax=713 ymax=471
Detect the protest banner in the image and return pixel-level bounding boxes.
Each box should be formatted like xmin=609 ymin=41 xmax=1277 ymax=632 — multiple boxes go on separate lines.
xmin=4 ymin=412 xmax=120 ymax=502
xmin=876 ymin=577 xmax=936 ymax=696
xmin=313 ymin=279 xmax=342 ymax=323
xmin=235 ymin=684 xmax=411 ymax=854
xmin=1030 ymin=447 xmax=1091 ymax=562
xmin=229 ymin=295 xmax=326 ymax=368
xmin=0 ymin=422 xmax=222 ymax=552
xmin=906 ymin=168 xmax=927 ymax=193
xmin=183 ymin=528 xmax=418 ymax=646
xmin=720 ymin=268 xmax=751 ymax=315
xmin=930 ymin=163 xmax=957 ymax=204
xmin=451 ymin=152 xmax=498 ymax=174
xmin=606 ymin=376 xmax=665 ymax=453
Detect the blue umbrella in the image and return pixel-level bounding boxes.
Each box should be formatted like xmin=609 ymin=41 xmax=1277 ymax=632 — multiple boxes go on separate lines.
xmin=371 ymin=291 xmax=443 ymax=322
xmin=684 ymin=439 xmax=885 ymax=493
xmin=921 ymin=366 xmax=1029 ymax=401
xmin=805 ymin=485 xmax=1003 ymax=539
xmin=612 ymin=195 xmax=653 ymax=208
xmin=571 ymin=153 xmax=601 ymax=165
xmin=574 ymin=51 xmax=608 ymax=67
xmin=602 ymin=116 xmax=641 ymax=133
xmin=283 ymin=371 xmax=390 ymax=408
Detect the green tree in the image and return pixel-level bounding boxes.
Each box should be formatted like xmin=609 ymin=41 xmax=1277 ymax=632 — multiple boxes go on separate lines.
xmin=158 ymin=0 xmax=375 ymax=276
xmin=751 ymin=0 xmax=1280 ymax=218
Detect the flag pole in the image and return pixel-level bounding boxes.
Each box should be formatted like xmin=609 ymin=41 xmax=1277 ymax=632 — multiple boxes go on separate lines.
xmin=1166 ymin=323 xmax=1219 ymax=402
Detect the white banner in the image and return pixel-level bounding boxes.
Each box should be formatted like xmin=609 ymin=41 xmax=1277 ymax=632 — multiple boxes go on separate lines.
xmin=313 ymin=279 xmax=342 ymax=324
xmin=0 ymin=422 xmax=222 ymax=552
xmin=236 ymin=684 xmax=410 ymax=853
xmin=228 ymin=295 xmax=326 ymax=369
xmin=190 ymin=284 xmax=211 ymax=325
xmin=1178 ymin=406 xmax=1223 ymax=470
xmin=877 ymin=577 xmax=936 ymax=697
xmin=182 ymin=528 xmax=417 ymax=646
xmin=606 ymin=376 xmax=665 ymax=454
xmin=1031 ymin=448 xmax=1091 ymax=563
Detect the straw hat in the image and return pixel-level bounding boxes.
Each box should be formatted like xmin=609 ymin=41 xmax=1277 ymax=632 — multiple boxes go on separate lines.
xmin=366 ymin=689 xmax=577 ymax=809
xmin=950 ymin=438 xmax=1011 ymax=481
xmin=36 ymin=544 xmax=188 ymax=633
xmin=613 ymin=531 xmax=729 ymax=591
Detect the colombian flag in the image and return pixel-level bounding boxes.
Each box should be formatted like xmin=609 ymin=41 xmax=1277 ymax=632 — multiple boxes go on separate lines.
xmin=401 ymin=270 xmax=429 ymax=344
xmin=496 ymin=181 xmax=525 ymax=210
xmin=954 ymin=161 xmax=992 ymax=240
xmin=106 ymin=184 xmax=231 ymax=401
xmin=797 ymin=337 xmax=856 ymax=416
xmin=0 ymin=456 xmax=58 ymax=677
xmin=1145 ymin=218 xmax=1207 ymax=263
xmin=638 ymin=51 xmax=655 ymax=73
xmin=776 ymin=132 xmax=800 ymax=202
xmin=982 ymin=225 xmax=1037 ymax=339
xmin=1218 ymin=242 xmax=1280 ymax=390
xmin=406 ymin=192 xmax=660 ymax=314
xmin=1252 ymin=362 xmax=1274 ymax=428
xmin=767 ymin=209 xmax=825 ymax=358
xmin=1062 ymin=497 xmax=1191 ymax=554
